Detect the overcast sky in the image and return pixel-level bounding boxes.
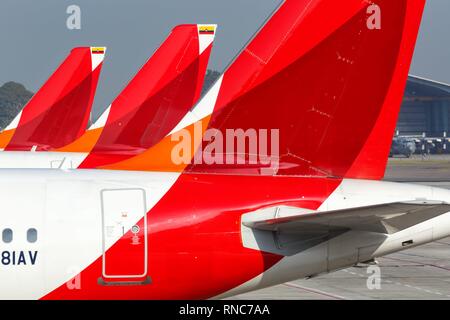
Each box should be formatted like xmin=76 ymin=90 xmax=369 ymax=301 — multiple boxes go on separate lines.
xmin=0 ymin=0 xmax=449 ymax=119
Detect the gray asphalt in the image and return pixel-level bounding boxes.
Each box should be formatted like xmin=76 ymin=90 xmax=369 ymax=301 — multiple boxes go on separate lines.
xmin=229 ymin=156 xmax=450 ymax=299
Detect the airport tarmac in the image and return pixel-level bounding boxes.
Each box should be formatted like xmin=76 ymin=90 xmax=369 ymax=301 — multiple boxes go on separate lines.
xmin=229 ymin=155 xmax=450 ymax=299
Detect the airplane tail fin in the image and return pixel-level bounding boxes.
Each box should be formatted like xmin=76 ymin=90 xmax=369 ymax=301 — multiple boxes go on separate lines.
xmin=3 ymin=47 xmax=105 ymax=151
xmin=187 ymin=0 xmax=425 ymax=178
xmin=100 ymin=0 xmax=425 ymax=177
xmin=78 ymin=24 xmax=216 ymax=168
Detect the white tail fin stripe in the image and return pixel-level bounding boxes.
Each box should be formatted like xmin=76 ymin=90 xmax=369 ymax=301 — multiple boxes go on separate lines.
xmin=168 ymin=75 xmax=223 ymax=135
xmin=4 ymin=110 xmax=22 ymax=131
xmin=90 ymin=105 xmax=111 ymax=130
xmin=90 ymin=47 xmax=107 ymax=71
xmin=197 ymin=24 xmax=217 ymax=54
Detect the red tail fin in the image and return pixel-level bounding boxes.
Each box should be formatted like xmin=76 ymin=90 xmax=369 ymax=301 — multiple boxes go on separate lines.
xmin=78 ymin=24 xmax=216 ymax=168
xmin=186 ymin=0 xmax=425 ymax=179
xmin=4 ymin=47 xmax=105 ymax=151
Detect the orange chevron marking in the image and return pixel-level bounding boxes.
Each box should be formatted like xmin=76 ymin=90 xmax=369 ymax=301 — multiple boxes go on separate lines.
xmin=101 ymin=116 xmax=211 ymax=172
xmin=56 ymin=127 xmax=103 ymax=153
xmin=0 ymin=129 xmax=16 ymax=149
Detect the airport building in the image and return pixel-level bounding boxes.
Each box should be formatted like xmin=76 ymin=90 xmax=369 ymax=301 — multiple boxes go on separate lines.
xmin=398 ymin=75 xmax=450 ymax=137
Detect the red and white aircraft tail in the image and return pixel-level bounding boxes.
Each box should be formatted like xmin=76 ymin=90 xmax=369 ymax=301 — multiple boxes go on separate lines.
xmin=0 ymin=25 xmax=215 ymax=169
xmin=74 ymin=24 xmax=216 ymax=168
xmin=0 ymin=47 xmax=105 ymax=151
xmin=107 ymin=0 xmax=424 ymax=178
xmin=186 ymin=0 xmax=424 ymax=179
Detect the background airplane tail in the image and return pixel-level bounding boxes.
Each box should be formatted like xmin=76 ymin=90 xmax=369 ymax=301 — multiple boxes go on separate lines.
xmin=184 ymin=0 xmax=426 ymax=179
xmin=4 ymin=47 xmax=105 ymax=151
xmin=78 ymin=24 xmax=216 ymax=168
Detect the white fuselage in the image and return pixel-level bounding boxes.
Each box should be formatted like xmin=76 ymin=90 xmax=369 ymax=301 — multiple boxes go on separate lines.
xmin=0 ymin=169 xmax=179 ymax=299
xmin=0 ymin=152 xmax=88 ymax=169
xmin=0 ymin=169 xmax=448 ymax=299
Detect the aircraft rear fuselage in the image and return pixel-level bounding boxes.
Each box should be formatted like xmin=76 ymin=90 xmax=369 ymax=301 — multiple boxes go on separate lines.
xmin=0 ymin=169 xmax=449 ymax=299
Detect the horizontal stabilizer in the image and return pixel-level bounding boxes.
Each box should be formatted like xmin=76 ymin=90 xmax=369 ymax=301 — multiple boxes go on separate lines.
xmin=243 ymin=202 xmax=450 ymax=235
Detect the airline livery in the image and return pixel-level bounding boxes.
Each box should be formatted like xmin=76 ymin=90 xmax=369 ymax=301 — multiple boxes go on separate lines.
xmin=0 ymin=47 xmax=105 ymax=151
xmin=0 ymin=24 xmax=215 ymax=169
xmin=1 ymin=0 xmax=449 ymax=301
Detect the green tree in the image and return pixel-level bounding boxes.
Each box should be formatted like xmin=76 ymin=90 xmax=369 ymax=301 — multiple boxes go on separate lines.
xmin=0 ymin=82 xmax=33 ymax=129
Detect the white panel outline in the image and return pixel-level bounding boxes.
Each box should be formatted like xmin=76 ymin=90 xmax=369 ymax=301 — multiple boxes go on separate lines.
xmin=100 ymin=188 xmax=148 ymax=279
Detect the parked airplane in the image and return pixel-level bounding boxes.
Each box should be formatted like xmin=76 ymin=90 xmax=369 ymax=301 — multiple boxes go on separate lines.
xmin=0 ymin=47 xmax=105 ymax=151
xmin=0 ymin=24 xmax=215 ymax=169
xmin=2 ymin=0 xmax=448 ymax=300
